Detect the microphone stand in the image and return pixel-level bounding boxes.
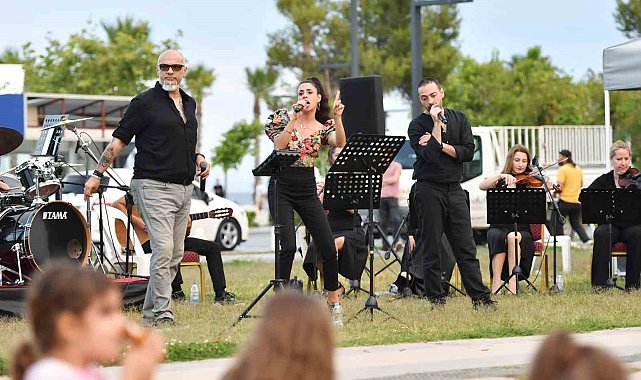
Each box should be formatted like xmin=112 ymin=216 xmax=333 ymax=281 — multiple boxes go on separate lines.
xmin=532 ymin=158 xmax=565 ymax=293
xmin=67 ymin=126 xmax=133 ymax=275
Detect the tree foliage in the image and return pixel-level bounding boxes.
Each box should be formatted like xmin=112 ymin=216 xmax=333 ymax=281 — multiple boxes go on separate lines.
xmin=447 ymin=47 xmax=605 ymax=127
xmin=266 ymin=0 xmax=462 ymax=99
xmin=614 ymin=0 xmax=641 ymax=38
xmin=0 ymin=16 xmax=183 ymax=96
xmin=211 ymin=120 xmax=264 ymax=177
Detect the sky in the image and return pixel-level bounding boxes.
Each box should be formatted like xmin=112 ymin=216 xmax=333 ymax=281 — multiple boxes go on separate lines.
xmin=0 ymin=0 xmax=626 ymax=202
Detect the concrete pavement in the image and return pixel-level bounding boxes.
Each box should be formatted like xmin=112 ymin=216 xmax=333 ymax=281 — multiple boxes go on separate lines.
xmin=94 ymin=327 xmax=641 ymax=380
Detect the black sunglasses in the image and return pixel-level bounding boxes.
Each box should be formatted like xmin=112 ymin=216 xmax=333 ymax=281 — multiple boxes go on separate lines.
xmin=158 ymin=64 xmax=185 ymax=72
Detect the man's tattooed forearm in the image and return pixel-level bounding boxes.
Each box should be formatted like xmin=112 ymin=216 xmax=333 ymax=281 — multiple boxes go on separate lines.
xmin=99 ymin=146 xmax=115 ymax=169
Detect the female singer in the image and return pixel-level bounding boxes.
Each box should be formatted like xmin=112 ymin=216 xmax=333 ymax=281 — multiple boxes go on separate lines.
xmin=588 ymin=140 xmax=641 ymax=290
xmin=265 ymin=77 xmax=346 ymax=325
xmin=479 ymin=144 xmax=553 ymax=294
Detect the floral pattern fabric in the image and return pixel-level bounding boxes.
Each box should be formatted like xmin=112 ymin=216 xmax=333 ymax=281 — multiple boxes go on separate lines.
xmin=265 ymin=109 xmax=336 ymax=167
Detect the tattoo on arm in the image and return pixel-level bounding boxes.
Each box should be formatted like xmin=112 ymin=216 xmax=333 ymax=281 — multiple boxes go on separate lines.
xmin=99 ymin=146 xmax=115 ymax=170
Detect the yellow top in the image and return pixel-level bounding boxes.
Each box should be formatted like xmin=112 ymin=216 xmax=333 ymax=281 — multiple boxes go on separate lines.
xmin=557 ymin=163 xmax=583 ymax=204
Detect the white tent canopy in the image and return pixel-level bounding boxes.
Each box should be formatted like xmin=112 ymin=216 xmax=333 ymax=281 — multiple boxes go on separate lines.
xmin=601 ymin=38 xmax=641 ymax=168
xmin=603 ymin=38 xmax=641 ymax=91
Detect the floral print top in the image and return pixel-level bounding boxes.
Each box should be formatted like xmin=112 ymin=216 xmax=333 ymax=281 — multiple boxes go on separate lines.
xmin=265 ymin=109 xmax=336 ymax=167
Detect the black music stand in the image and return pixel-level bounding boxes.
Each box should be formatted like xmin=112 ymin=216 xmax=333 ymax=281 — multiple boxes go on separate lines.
xmin=234 ymin=149 xmax=300 ymax=326
xmin=323 ymin=172 xmax=378 ymax=296
xmin=579 ymin=188 xmax=641 ymax=290
xmin=487 ymin=188 xmax=546 ymax=295
xmin=330 ymin=134 xmax=405 ymax=322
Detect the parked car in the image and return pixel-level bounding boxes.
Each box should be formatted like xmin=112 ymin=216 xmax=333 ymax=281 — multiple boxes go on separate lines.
xmin=61 ymin=169 xmax=248 ymax=251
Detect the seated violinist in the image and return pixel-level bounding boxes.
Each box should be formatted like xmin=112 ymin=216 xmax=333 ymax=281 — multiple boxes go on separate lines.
xmin=587 ymin=140 xmax=641 ymax=290
xmin=479 ymin=144 xmax=554 ymax=294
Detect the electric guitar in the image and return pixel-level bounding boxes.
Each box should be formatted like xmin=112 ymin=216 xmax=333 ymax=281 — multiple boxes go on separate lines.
xmin=114 ymin=206 xmax=233 ymax=248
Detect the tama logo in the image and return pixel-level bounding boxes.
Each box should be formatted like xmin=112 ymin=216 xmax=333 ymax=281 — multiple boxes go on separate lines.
xmin=43 ymin=211 xmax=68 ymax=220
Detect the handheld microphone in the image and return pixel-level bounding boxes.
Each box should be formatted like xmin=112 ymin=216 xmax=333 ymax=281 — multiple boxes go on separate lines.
xmin=532 ymin=155 xmax=539 ymax=167
xmin=431 ymin=105 xmax=447 ymax=124
xmin=199 ymin=161 xmax=207 ymax=192
xmin=293 ymin=100 xmax=310 ymax=113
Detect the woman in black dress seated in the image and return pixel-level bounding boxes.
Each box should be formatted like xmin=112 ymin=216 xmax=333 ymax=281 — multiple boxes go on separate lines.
xmin=587 ymin=140 xmax=641 ymax=290
xmin=479 ymin=144 xmax=553 ymax=294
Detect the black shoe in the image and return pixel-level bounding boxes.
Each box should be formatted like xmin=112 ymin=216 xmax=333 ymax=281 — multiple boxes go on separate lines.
xmin=153 ymin=317 xmax=176 ymax=327
xmin=214 ymin=291 xmax=237 ymax=304
xmin=171 ymin=290 xmax=187 ymax=301
xmin=472 ymin=295 xmax=498 ymax=310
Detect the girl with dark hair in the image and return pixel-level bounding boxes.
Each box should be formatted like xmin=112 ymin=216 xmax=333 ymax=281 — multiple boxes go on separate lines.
xmin=11 ymin=262 xmax=164 ymax=380
xmin=265 ymin=77 xmax=346 ymax=325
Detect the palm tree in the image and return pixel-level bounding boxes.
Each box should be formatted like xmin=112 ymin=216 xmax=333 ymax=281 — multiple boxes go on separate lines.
xmin=101 ymin=16 xmax=151 ymax=42
xmin=185 ymin=64 xmax=216 ymax=153
xmin=245 ymin=66 xmax=279 ymax=201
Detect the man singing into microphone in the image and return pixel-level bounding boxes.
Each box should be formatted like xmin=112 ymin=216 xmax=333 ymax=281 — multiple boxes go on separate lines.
xmin=84 ymin=49 xmax=210 ymax=325
xmin=408 ymin=77 xmax=494 ymax=309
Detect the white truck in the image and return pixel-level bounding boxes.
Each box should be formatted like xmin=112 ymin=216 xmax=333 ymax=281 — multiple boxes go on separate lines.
xmin=394 ymin=125 xmax=610 ymax=242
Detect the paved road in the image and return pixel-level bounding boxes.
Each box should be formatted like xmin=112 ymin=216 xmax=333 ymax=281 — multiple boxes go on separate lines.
xmin=89 ymin=327 xmax=641 ymax=380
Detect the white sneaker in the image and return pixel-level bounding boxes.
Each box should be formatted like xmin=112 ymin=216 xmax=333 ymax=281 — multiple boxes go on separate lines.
xmin=330 ymin=303 xmax=344 ymax=327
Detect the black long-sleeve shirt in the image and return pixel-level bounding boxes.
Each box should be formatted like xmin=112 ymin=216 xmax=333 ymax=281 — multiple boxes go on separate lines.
xmin=588 ymin=170 xmax=616 ymax=189
xmin=112 ymin=81 xmax=198 ymax=184
xmin=407 ymin=110 xmax=475 ymax=183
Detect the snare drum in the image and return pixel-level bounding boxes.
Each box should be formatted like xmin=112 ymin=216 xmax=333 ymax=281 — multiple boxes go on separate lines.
xmin=0 ymin=201 xmax=90 ymax=284
xmin=15 ymin=157 xmax=61 ymax=199
xmin=0 ymin=174 xmax=27 ymax=208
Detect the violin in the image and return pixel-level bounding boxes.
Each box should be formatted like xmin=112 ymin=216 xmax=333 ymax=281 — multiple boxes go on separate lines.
xmin=618 ymin=167 xmax=641 ymax=189
xmin=514 ymin=172 xmax=561 ymax=191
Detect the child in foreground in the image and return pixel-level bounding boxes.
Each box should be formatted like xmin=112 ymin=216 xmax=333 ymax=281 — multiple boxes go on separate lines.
xmin=11 ymin=262 xmax=165 ymax=380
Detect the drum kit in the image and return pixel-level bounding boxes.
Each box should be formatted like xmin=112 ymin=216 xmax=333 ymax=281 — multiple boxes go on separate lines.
xmin=0 ymin=119 xmax=92 ymax=286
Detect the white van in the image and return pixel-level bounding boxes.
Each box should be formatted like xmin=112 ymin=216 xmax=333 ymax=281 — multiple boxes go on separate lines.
xmin=395 ymin=125 xmax=610 ymax=242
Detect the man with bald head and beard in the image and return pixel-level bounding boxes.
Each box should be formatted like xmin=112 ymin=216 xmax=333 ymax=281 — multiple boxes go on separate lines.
xmin=85 ymin=49 xmax=210 ymax=325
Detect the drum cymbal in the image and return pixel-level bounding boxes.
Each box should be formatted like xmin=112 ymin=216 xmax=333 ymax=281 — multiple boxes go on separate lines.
xmin=42 ymin=117 xmax=94 ymax=130
xmin=0 ymin=126 xmax=23 ymax=155
xmin=55 ymin=162 xmax=83 ymax=168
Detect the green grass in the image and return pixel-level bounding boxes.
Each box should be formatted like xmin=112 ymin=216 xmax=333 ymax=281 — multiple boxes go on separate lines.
xmin=1 ymin=245 xmax=640 ymax=368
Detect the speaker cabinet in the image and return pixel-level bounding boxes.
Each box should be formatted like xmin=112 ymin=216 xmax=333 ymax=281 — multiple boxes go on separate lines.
xmin=338 ymin=75 xmax=385 ymax=137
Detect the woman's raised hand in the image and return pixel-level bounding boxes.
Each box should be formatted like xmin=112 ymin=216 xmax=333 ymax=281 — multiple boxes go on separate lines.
xmin=333 ymin=91 xmax=345 ymax=117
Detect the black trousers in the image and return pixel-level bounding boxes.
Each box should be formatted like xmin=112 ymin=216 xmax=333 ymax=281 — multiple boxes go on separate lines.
xmin=144 ymin=239 xmax=227 ymax=294
xmin=415 ymin=181 xmax=490 ymax=300
xmin=379 ymin=197 xmax=401 ymax=235
xmin=549 ymin=200 xmax=590 ymax=242
xmin=592 ymin=223 xmax=641 ymax=289
xmin=268 ymin=167 xmax=339 ymax=291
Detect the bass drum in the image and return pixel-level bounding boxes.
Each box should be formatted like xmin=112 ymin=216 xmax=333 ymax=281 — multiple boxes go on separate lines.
xmin=0 ymin=201 xmax=90 ymax=284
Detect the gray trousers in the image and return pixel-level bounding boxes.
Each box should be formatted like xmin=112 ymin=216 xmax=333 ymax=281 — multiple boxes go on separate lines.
xmin=131 ymin=179 xmax=192 ymax=322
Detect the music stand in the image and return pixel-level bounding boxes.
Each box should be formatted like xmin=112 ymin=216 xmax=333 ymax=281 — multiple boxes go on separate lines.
xmin=234 ymin=149 xmax=300 ymax=326
xmin=330 ymin=134 xmax=405 ymax=321
xmin=487 ymin=188 xmax=546 ymax=294
xmin=579 ymin=188 xmax=641 ymax=290
xmin=323 ymin=172 xmax=379 ymax=295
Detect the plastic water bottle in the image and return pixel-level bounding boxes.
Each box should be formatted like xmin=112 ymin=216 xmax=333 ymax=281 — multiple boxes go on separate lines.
xmin=190 ymin=281 xmax=200 ymax=303
xmin=556 ymin=273 xmax=564 ymax=291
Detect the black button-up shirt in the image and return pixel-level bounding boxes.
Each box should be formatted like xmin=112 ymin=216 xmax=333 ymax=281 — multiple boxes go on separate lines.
xmin=408 ymin=109 xmax=475 ymax=183
xmin=112 ymin=82 xmax=198 ymax=184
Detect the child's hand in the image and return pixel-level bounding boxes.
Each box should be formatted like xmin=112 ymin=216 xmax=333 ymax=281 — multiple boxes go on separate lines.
xmin=122 ymin=326 xmax=165 ymax=380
